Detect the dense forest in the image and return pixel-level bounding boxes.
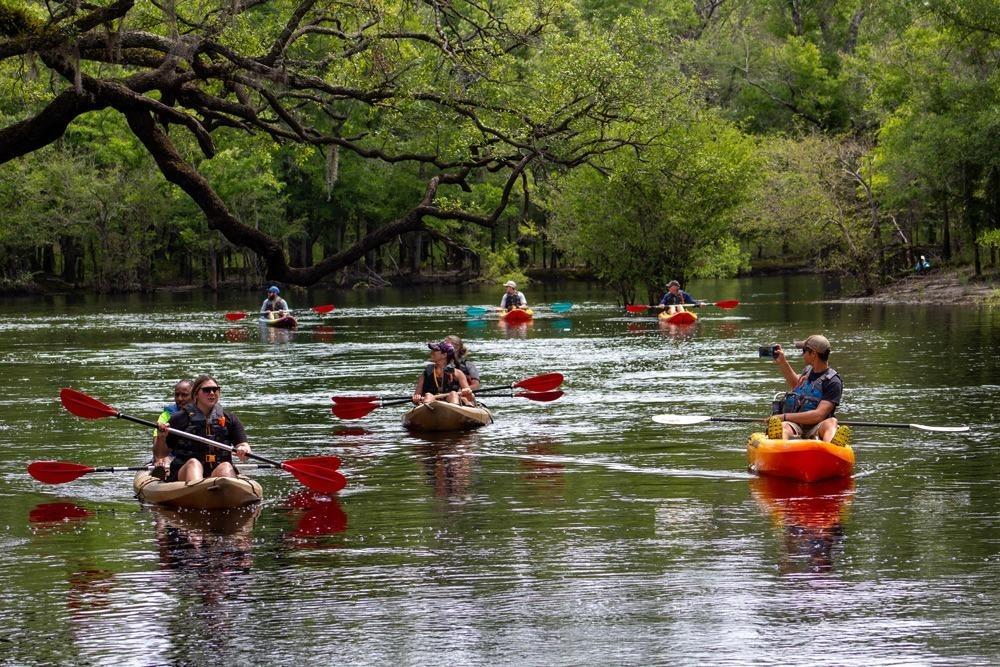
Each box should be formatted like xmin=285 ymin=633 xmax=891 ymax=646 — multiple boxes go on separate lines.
xmin=0 ymin=0 xmax=997 ymax=300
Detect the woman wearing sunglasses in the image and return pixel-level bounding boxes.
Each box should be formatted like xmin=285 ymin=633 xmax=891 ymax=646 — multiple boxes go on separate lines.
xmin=153 ymin=374 xmax=251 ymax=482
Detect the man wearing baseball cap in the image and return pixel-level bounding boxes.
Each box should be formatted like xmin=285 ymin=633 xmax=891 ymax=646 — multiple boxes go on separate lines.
xmin=260 ymin=285 xmax=290 ymax=316
xmin=500 ymin=280 xmax=527 ymax=312
xmin=766 ymin=334 xmax=849 ymax=445
xmin=656 ymin=279 xmax=700 ymax=315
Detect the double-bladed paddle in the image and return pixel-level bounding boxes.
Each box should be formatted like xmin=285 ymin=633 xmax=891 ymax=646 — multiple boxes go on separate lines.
xmin=466 ymin=303 xmax=573 ymax=317
xmin=58 ymin=388 xmax=347 ymax=493
xmin=651 ymin=414 xmax=970 ymax=433
xmin=332 ymin=372 xmax=564 ymax=405
xmin=225 ymin=304 xmax=335 ymax=321
xmin=332 ymin=389 xmax=564 ymax=420
xmin=28 ymin=457 xmax=342 ymax=485
xmin=626 ymin=300 xmax=740 ymax=313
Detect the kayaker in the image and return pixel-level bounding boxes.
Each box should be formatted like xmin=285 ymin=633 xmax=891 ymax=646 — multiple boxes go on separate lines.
xmin=151 ymin=379 xmax=193 ymax=474
xmin=766 ymin=335 xmax=849 ymax=445
xmin=657 ymin=280 xmax=700 ymax=314
xmin=500 ymin=280 xmax=528 ymax=311
xmin=412 ymin=341 xmax=474 ymax=406
xmin=154 ymin=374 xmax=252 ymax=482
xmin=260 ymin=285 xmax=290 ymax=318
xmin=445 ymin=334 xmax=481 ymax=391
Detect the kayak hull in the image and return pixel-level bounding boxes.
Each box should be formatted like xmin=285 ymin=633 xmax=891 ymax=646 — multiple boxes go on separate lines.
xmin=746 ymin=432 xmax=854 ymax=483
xmin=402 ymin=402 xmax=494 ymax=432
xmin=500 ymin=308 xmax=533 ymax=324
xmin=133 ymin=470 xmax=263 ymax=509
xmin=658 ymin=310 xmax=698 ymax=325
xmin=261 ymin=314 xmax=297 ymax=328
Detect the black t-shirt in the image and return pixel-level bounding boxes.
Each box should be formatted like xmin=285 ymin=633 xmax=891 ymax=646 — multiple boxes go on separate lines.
xmin=807 ymin=369 xmax=843 ymax=406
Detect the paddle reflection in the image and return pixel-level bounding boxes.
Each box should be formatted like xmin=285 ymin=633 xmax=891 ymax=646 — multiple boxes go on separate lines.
xmin=312 ymin=324 xmax=335 ymax=343
xmin=411 ymin=431 xmax=481 ymax=499
xmin=750 ymin=476 xmax=854 ymax=574
xmin=28 ymin=501 xmax=94 ymax=528
xmin=282 ymin=490 xmax=348 ymax=540
xmin=518 ymin=439 xmax=566 ymax=493
xmin=223 ymin=326 xmax=250 ymax=342
xmin=550 ymin=318 xmax=572 ymax=332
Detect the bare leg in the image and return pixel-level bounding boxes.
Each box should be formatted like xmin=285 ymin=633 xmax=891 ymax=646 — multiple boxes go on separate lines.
xmin=176 ymin=458 xmax=206 ymax=482
xmin=211 ymin=461 xmax=237 ymax=478
xmin=816 ymin=417 xmax=838 ymax=442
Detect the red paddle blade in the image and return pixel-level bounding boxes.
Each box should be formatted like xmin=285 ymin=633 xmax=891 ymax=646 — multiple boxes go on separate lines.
xmin=331 ymin=395 xmax=380 ymax=405
xmin=60 ymin=388 xmax=118 ymax=420
xmin=28 ymin=461 xmax=95 ymax=484
xmin=514 ymin=372 xmax=564 ymax=392
xmin=286 ymin=455 xmax=342 ymax=470
xmin=332 ymin=402 xmax=381 ymax=420
xmin=715 ymin=299 xmax=739 ymax=309
xmin=225 ymin=312 xmax=248 ymax=321
xmin=515 ymin=390 xmax=564 ymax=402
xmin=311 ymin=304 xmax=336 ymax=314
xmin=626 ymin=305 xmax=649 ymax=313
xmin=282 ymin=462 xmax=347 ymax=494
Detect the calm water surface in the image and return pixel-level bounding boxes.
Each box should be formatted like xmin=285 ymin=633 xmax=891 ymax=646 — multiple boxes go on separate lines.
xmin=1 ymin=277 xmax=998 ymax=665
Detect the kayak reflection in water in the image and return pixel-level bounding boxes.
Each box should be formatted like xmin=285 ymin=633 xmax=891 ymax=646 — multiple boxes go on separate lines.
xmin=154 ymin=375 xmax=251 ymax=482
xmin=412 ymin=341 xmax=474 ymax=406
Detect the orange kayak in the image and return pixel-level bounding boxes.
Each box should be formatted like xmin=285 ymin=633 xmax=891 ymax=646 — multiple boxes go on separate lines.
xmin=658 ymin=310 xmax=697 ymax=325
xmin=500 ymin=308 xmax=533 ymax=324
xmin=746 ymin=432 xmax=854 ymax=482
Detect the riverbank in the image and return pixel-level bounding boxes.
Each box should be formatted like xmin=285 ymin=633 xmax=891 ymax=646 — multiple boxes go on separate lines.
xmin=846 ymin=267 xmax=1000 ymax=306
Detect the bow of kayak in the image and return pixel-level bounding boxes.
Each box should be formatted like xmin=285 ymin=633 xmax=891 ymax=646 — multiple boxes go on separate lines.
xmin=746 ymin=432 xmax=854 ymax=483
xmin=500 ymin=308 xmax=533 ymax=324
xmin=658 ymin=310 xmax=698 ymax=325
xmin=134 ymin=470 xmax=264 ymax=509
xmin=402 ymin=402 xmax=494 ymax=432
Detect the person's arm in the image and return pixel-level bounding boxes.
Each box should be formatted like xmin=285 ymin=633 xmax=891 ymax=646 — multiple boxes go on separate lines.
xmin=413 ymin=373 xmax=426 ymax=404
xmin=464 ymin=362 xmax=481 ymax=391
xmin=227 ymin=414 xmax=251 ymax=461
xmin=772 ymin=345 xmax=801 ymax=389
xmin=455 ymin=369 xmax=472 ymax=398
xmin=781 ymin=400 xmax=835 ymax=426
xmin=260 ymin=299 xmax=270 ymax=313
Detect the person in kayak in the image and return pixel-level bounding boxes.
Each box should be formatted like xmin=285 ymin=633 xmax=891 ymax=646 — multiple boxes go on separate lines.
xmin=154 ymin=374 xmax=252 ymax=482
xmin=412 ymin=341 xmax=475 ymax=406
xmin=500 ymin=280 xmax=528 ymax=311
xmin=657 ymin=280 xmax=700 ymax=315
xmin=766 ymin=335 xmax=850 ymax=445
xmin=260 ymin=285 xmax=290 ymax=319
xmin=445 ymin=334 xmax=481 ymax=391
xmin=151 ymin=379 xmax=193 ymax=475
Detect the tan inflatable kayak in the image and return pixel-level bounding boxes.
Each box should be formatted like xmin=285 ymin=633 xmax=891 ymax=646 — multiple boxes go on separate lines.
xmin=133 ymin=470 xmax=264 ymax=509
xmin=402 ymin=401 xmax=493 ymax=431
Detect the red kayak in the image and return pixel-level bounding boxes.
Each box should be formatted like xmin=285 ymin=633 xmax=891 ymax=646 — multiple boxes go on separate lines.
xmin=261 ymin=314 xmax=298 ymax=328
xmin=500 ymin=308 xmax=533 ymax=324
xmin=746 ymin=432 xmax=855 ymax=483
xmin=658 ymin=310 xmax=697 ymax=325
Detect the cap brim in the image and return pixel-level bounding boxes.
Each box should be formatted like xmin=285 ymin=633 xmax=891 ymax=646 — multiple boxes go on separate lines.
xmin=793 ymin=340 xmax=806 ymax=349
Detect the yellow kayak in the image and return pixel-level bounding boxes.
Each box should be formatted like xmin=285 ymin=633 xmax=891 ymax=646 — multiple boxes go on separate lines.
xmin=746 ymin=432 xmax=855 ymax=483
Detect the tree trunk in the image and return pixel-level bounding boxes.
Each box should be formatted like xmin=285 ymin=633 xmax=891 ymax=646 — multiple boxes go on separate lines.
xmin=942 ymin=191 xmax=951 ymax=261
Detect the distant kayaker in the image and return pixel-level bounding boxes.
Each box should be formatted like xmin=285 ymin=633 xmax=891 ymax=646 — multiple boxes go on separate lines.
xmin=445 ymin=334 xmax=481 ymax=391
xmin=413 ymin=341 xmax=474 ymax=406
xmin=151 ymin=379 xmax=193 ymax=473
xmin=767 ymin=335 xmax=849 ymax=445
xmin=154 ymin=375 xmax=251 ymax=482
xmin=260 ymin=285 xmax=290 ymax=317
xmin=500 ymin=280 xmax=528 ymax=311
xmin=657 ymin=280 xmax=700 ymax=314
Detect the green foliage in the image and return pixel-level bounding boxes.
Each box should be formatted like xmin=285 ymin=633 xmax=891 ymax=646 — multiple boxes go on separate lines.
xmin=480 ymin=243 xmax=528 ymax=286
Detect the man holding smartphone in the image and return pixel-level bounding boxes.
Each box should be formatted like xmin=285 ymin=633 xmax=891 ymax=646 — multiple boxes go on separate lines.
xmin=767 ymin=335 xmax=849 ymax=445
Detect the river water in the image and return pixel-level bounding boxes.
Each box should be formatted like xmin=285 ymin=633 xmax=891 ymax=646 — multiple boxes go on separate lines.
xmin=0 ymin=276 xmax=998 ymax=665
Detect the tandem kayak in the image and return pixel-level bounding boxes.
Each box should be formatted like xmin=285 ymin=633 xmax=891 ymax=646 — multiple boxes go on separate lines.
xmin=402 ymin=401 xmax=494 ymax=431
xmin=746 ymin=432 xmax=854 ymax=483
xmin=658 ymin=310 xmax=698 ymax=325
xmin=500 ymin=308 xmax=534 ymax=324
xmin=133 ymin=470 xmax=263 ymax=509
xmin=261 ymin=314 xmax=298 ymax=328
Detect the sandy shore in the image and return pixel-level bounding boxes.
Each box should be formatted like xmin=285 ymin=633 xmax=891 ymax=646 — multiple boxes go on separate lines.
xmin=846 ymin=268 xmax=999 ymax=305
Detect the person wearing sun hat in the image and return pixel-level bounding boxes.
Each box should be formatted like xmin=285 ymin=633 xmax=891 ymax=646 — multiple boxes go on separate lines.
xmin=412 ymin=340 xmax=474 ymax=406
xmin=260 ymin=285 xmax=290 ymax=316
xmin=765 ymin=334 xmax=850 ymax=446
xmin=656 ymin=279 xmax=700 ymax=315
xmin=500 ymin=280 xmax=527 ymax=312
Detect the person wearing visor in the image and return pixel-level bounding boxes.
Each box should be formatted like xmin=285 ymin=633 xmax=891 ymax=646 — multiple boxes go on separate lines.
xmin=260 ymin=285 xmax=290 ymax=316
xmin=154 ymin=375 xmax=251 ymax=482
xmin=500 ymin=280 xmax=527 ymax=312
xmin=657 ymin=280 xmax=700 ymax=315
xmin=766 ymin=335 xmax=850 ymax=446
xmin=412 ymin=341 xmax=474 ymax=406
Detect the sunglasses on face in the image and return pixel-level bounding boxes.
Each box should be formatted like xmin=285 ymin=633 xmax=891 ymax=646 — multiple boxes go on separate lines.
xmin=199 ymin=386 xmax=221 ymax=394
xmin=801 ymin=347 xmax=813 ymax=355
